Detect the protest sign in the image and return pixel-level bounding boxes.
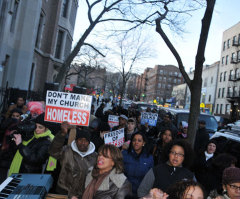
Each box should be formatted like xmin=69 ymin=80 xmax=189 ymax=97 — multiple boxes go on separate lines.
xmin=45 ymin=91 xmax=92 ymax=126
xmin=104 ymin=128 xmax=125 ymax=147
xmin=141 ymin=112 xmax=158 ymax=126
xmin=108 ymin=115 xmax=119 ymax=128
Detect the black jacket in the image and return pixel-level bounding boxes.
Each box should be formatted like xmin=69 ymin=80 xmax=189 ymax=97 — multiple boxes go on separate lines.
xmin=153 ymin=163 xmax=194 ymax=192
xmin=194 ymin=127 xmax=209 ymax=153
xmin=18 ymin=136 xmax=51 ymax=173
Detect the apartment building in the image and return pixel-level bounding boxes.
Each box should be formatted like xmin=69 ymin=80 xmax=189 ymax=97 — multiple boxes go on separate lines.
xmin=184 ymin=62 xmax=220 ymax=113
xmin=215 ymin=22 xmax=240 ymax=120
xmin=137 ymin=65 xmax=183 ymax=103
xmin=0 ymin=0 xmax=78 ymax=93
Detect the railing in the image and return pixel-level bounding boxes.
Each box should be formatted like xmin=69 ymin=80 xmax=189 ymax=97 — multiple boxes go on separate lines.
xmin=227 ymin=91 xmax=240 ymax=98
xmin=232 ymin=40 xmax=240 ymax=47
xmin=231 ymin=57 xmax=240 ymax=64
xmin=229 ymin=73 xmax=240 ymax=81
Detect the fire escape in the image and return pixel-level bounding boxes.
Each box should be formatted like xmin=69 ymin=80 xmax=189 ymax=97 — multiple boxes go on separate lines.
xmin=227 ymin=38 xmax=240 ymax=120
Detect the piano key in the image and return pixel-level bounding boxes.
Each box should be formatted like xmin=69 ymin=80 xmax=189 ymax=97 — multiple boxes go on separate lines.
xmin=0 ymin=177 xmax=13 ymax=192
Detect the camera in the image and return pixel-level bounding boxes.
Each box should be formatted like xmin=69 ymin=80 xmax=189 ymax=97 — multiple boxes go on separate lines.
xmin=9 ymin=120 xmax=36 ymax=141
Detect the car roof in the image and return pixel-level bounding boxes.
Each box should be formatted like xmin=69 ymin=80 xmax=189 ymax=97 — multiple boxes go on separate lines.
xmin=161 ymin=107 xmax=211 ymax=116
xmin=211 ymin=131 xmax=240 ymax=142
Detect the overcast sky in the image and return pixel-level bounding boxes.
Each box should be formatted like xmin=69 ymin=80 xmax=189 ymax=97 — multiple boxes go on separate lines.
xmin=73 ymin=0 xmax=240 ymax=73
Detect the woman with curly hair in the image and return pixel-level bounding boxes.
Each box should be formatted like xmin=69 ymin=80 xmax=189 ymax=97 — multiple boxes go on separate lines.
xmin=138 ymin=140 xmax=195 ymax=198
xmin=167 ymin=179 xmax=205 ymax=199
xmin=82 ymin=144 xmax=132 ymax=199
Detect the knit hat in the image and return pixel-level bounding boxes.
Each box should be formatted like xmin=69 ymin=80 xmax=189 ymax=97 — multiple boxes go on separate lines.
xmin=181 ymin=121 xmax=188 ymax=129
xmin=128 ymin=118 xmax=136 ymax=124
xmin=34 ymin=113 xmax=47 ymax=127
xmin=119 ymin=114 xmax=128 ymax=120
xmin=222 ymin=167 xmax=240 ymax=185
xmin=75 ymin=128 xmax=91 ymax=142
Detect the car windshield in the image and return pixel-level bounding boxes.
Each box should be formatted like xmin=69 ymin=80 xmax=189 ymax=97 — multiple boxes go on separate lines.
xmin=177 ymin=113 xmax=218 ymax=132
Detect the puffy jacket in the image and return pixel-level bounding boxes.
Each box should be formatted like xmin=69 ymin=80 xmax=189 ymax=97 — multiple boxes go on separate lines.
xmin=84 ymin=168 xmax=132 ymax=199
xmin=122 ymin=149 xmax=153 ymax=194
xmin=49 ymin=133 xmax=97 ymax=198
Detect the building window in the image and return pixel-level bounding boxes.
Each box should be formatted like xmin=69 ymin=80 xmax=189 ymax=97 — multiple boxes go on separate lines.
xmin=159 ymin=76 xmax=162 ymax=80
xmin=158 ymin=83 xmax=161 ymax=88
xmin=163 ymin=77 xmax=166 ymax=82
xmin=232 ymin=52 xmax=236 ymax=62
xmin=226 ymin=104 xmax=231 ymax=114
xmin=227 ymin=87 xmax=232 ymax=97
xmin=177 ymin=79 xmax=181 ymax=84
xmin=227 ymin=39 xmax=230 ymax=48
xmin=237 ymin=50 xmax=240 ymax=61
xmin=222 ymin=88 xmax=225 ymax=98
xmin=218 ymin=88 xmax=221 ymax=98
xmin=233 ymin=86 xmax=238 ymax=97
xmin=208 ymin=95 xmax=211 ymax=102
xmin=10 ymin=0 xmax=19 ymax=33
xmin=160 ymin=70 xmax=163 ymax=75
xmin=238 ymin=34 xmax=240 ymax=45
xmin=236 ymin=68 xmax=240 ymax=79
xmin=204 ymin=77 xmax=208 ymax=87
xmin=224 ymin=71 xmax=227 ymax=81
xmin=233 ymin=36 xmax=237 ymax=45
xmin=230 ymin=70 xmax=234 ymax=81
xmin=173 ymin=79 xmax=176 ymax=83
xmin=216 ymin=104 xmax=219 ymax=114
xmin=211 ymin=76 xmax=213 ymax=84
xmin=223 ymin=41 xmax=226 ymax=51
xmin=222 ymin=57 xmax=225 ymax=65
xmin=55 ymin=30 xmax=64 ymax=59
xmin=35 ymin=13 xmax=45 ymax=48
xmin=220 ymin=72 xmax=223 ymax=82
xmin=220 ymin=104 xmax=223 ymax=114
xmin=225 ymin=55 xmax=229 ymax=65
xmin=61 ymin=0 xmax=69 ymax=18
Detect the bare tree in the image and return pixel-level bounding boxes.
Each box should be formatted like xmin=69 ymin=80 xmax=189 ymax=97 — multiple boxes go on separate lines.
xmin=105 ymin=33 xmax=152 ymax=106
xmin=154 ymin=0 xmax=216 ymax=146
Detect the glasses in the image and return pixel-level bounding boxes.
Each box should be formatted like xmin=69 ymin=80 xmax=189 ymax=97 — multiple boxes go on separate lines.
xmin=228 ymin=184 xmax=240 ymax=191
xmin=170 ymin=151 xmax=184 ymax=158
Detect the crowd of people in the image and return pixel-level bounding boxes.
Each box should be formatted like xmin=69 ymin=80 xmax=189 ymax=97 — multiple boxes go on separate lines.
xmin=0 ymin=96 xmax=240 ymax=199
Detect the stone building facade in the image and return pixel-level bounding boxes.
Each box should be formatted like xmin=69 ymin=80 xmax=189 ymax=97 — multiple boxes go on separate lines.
xmin=0 ymin=0 xmax=78 ymax=94
xmin=215 ymin=22 xmax=240 ymax=120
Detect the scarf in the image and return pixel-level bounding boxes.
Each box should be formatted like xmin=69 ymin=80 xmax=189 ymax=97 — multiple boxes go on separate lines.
xmin=204 ymin=151 xmax=214 ymax=161
xmin=82 ymin=170 xmax=112 ymax=199
xmin=8 ymin=129 xmax=56 ymax=176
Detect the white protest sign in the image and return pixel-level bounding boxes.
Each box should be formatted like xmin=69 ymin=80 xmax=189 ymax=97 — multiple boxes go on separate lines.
xmin=104 ymin=128 xmax=125 ymax=147
xmin=45 ymin=91 xmax=92 ymax=126
xmin=141 ymin=112 xmax=158 ymax=126
xmin=108 ymin=115 xmax=119 ymax=128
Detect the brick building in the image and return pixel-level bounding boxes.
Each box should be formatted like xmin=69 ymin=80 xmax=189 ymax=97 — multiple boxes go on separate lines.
xmin=136 ymin=65 xmax=184 ymax=104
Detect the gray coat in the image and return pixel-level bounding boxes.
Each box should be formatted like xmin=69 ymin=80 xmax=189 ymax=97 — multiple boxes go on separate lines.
xmin=85 ymin=168 xmax=132 ymax=199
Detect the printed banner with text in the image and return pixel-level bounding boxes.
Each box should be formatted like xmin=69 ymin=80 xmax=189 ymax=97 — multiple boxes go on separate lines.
xmin=141 ymin=112 xmax=158 ymax=127
xmin=108 ymin=115 xmax=119 ymax=128
xmin=45 ymin=91 xmax=92 ymax=126
xmin=104 ymin=128 xmax=124 ymax=147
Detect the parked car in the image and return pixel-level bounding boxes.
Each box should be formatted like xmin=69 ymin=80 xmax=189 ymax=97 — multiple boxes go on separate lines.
xmin=135 ymin=102 xmax=157 ymax=112
xmin=210 ymin=130 xmax=240 ymax=167
xmin=160 ymin=107 xmax=218 ymax=136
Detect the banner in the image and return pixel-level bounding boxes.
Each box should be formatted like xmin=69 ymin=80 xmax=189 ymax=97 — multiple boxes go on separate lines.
xmin=104 ymin=128 xmax=125 ymax=147
xmin=141 ymin=112 xmax=158 ymax=126
xmin=108 ymin=115 xmax=119 ymax=128
xmin=45 ymin=91 xmax=92 ymax=126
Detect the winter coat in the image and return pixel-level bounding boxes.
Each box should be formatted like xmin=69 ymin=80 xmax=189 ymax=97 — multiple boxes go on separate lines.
xmin=122 ymin=149 xmax=153 ymax=194
xmin=84 ymin=168 xmax=132 ymax=199
xmin=18 ymin=136 xmax=52 ymax=173
xmin=194 ymin=127 xmax=209 ymax=153
xmin=137 ymin=163 xmax=194 ymax=197
xmin=49 ymin=133 xmax=97 ymax=198
xmin=193 ymin=151 xmax=215 ymax=192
